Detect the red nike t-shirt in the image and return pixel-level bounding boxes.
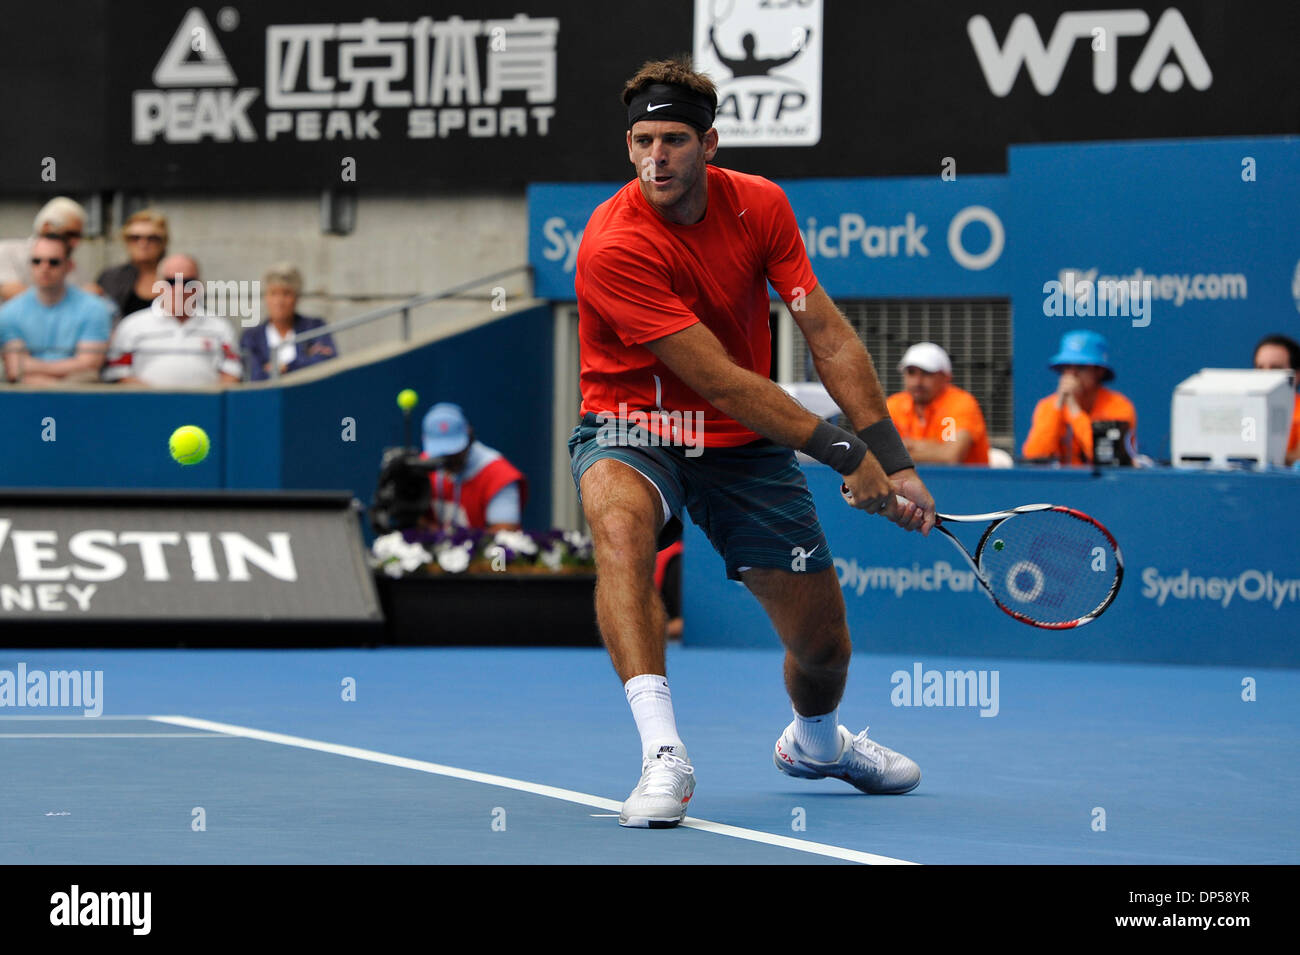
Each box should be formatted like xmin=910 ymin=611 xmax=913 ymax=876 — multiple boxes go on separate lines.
xmin=575 ymin=164 xmax=817 ymax=447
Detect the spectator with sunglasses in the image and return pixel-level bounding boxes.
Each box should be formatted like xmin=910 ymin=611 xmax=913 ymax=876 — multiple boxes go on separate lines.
xmin=0 ymin=197 xmax=100 ymax=302
xmin=0 ymin=234 xmax=111 ymax=385
xmin=104 ymin=253 xmax=242 ymax=387
xmin=96 ymin=209 xmax=169 ymax=325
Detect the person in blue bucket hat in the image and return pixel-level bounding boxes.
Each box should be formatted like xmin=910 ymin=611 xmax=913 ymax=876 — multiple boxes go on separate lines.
xmin=1022 ymin=330 xmax=1137 ymax=464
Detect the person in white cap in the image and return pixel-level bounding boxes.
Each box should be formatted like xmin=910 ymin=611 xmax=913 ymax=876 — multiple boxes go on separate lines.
xmin=886 ymin=342 xmax=990 ymax=465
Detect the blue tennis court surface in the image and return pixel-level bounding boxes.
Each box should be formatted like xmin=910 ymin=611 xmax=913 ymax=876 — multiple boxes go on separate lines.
xmin=2 ymin=647 xmax=1295 ymax=864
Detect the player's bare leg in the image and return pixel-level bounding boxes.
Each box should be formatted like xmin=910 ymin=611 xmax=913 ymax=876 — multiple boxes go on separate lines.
xmin=579 ymin=458 xmax=667 ymax=681
xmin=745 ymin=566 xmax=921 ymax=794
xmin=580 ymin=457 xmax=694 ymax=826
xmin=742 ymin=566 xmax=851 ymax=713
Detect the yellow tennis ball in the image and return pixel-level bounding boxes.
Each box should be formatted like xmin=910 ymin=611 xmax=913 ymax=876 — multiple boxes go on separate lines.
xmin=169 ymin=425 xmax=210 ymax=466
xmin=397 ymin=388 xmax=419 ymax=411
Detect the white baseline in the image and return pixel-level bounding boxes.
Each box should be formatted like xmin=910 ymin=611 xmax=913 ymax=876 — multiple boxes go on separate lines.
xmin=150 ymin=715 xmax=917 ymax=866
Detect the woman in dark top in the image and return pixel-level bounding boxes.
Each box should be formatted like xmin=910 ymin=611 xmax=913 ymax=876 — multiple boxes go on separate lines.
xmin=96 ymin=209 xmax=169 ymax=324
xmin=240 ymin=263 xmax=338 ymax=381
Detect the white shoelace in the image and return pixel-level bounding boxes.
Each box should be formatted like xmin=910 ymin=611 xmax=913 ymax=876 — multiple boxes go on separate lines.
xmin=640 ymin=753 xmax=695 ymax=797
xmin=851 ymin=728 xmax=886 ymax=769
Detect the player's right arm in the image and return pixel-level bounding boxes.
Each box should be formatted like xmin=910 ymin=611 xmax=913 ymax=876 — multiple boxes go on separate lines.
xmin=644 ymin=322 xmax=925 ymax=531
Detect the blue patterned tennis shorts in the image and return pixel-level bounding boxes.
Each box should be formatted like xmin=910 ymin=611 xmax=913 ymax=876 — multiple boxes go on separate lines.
xmin=569 ymin=413 xmax=832 ymax=581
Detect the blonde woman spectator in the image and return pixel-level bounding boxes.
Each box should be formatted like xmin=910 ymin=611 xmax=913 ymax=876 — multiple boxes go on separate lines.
xmin=97 ymin=209 xmax=169 ymax=324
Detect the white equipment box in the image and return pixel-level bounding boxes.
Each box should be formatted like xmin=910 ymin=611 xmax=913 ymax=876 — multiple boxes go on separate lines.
xmin=1171 ymin=368 xmax=1295 ymax=468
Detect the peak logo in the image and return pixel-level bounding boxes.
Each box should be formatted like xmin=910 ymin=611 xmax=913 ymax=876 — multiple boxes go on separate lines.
xmin=154 ymin=7 xmax=236 ymax=86
xmin=968 ymin=8 xmax=1212 ymax=96
xmin=134 ymin=7 xmax=258 ymax=144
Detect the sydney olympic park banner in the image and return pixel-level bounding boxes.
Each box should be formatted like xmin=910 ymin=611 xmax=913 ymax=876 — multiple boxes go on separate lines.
xmin=681 ymin=467 xmax=1300 ymax=667
xmin=2 ymin=0 xmax=1298 ymax=190
xmin=531 ymin=134 xmax=1300 ymax=460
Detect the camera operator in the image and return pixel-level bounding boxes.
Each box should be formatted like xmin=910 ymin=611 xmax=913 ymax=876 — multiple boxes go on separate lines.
xmin=418 ymin=403 xmax=527 ymax=532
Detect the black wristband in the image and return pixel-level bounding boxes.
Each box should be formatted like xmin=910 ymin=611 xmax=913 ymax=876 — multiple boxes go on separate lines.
xmin=857 ymin=418 xmax=914 ymax=474
xmin=801 ymin=420 xmax=869 ymax=475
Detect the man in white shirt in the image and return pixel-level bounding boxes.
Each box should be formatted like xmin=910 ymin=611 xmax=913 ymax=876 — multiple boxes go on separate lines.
xmin=104 ymin=254 xmax=242 ymax=387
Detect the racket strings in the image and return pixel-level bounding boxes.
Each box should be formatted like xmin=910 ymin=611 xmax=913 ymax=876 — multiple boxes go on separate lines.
xmin=978 ymin=510 xmax=1118 ymax=624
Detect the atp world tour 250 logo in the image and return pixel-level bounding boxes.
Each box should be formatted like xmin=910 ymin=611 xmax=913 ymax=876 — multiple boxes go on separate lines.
xmin=694 ymin=0 xmax=823 ymax=146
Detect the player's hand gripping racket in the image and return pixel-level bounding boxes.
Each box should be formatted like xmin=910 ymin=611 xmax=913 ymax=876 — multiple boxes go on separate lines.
xmin=841 ymin=486 xmax=1123 ymax=629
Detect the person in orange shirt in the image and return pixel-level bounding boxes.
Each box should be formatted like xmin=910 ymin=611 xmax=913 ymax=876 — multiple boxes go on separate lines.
xmin=1252 ymin=333 xmax=1300 ymax=465
xmin=1022 ymin=330 xmax=1136 ymax=465
xmin=886 ymin=342 xmax=990 ymax=464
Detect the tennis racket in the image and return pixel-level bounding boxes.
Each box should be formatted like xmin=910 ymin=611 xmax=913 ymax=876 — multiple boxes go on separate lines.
xmin=841 ymin=487 xmax=1123 ymax=629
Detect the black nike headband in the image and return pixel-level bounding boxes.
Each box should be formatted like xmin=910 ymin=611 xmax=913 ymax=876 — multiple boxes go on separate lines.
xmin=627 ymin=83 xmax=716 ymax=133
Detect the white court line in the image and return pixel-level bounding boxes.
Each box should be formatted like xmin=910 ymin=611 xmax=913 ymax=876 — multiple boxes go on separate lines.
xmin=150 ymin=715 xmax=918 ymax=866
xmin=0 ymin=715 xmax=161 ymax=721
xmin=0 ymin=738 xmax=233 ymax=743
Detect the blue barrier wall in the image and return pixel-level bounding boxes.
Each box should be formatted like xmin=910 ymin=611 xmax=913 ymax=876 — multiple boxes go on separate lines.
xmin=681 ymin=465 xmax=1300 ymax=667
xmin=1008 ymin=136 xmax=1300 ymax=461
xmin=0 ymin=305 xmax=555 ymax=532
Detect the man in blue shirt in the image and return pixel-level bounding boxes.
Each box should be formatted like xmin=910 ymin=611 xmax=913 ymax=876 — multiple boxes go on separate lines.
xmin=1 ymin=235 xmax=110 ymax=385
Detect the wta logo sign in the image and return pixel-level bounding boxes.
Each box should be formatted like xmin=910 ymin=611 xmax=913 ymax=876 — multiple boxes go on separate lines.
xmin=968 ymin=8 xmax=1212 ymax=96
xmin=1141 ymin=566 xmax=1300 ymax=609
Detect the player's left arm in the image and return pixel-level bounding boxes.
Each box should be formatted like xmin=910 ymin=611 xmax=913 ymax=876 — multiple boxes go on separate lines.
xmin=789 ymin=284 xmax=934 ymax=511
xmin=789 ymin=285 xmax=889 ymax=433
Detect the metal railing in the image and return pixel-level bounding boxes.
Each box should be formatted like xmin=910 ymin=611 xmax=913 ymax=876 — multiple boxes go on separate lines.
xmin=267 ymin=264 xmax=533 ymax=379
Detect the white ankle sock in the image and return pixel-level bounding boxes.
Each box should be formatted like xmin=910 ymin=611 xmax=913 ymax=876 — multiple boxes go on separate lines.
xmin=792 ymin=707 xmax=841 ymax=761
xmin=624 ymin=674 xmax=685 ymax=759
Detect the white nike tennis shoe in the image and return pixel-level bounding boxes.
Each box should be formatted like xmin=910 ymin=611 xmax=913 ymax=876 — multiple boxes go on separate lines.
xmin=774 ymin=722 xmax=921 ymax=794
xmin=619 ymin=745 xmax=696 ymax=828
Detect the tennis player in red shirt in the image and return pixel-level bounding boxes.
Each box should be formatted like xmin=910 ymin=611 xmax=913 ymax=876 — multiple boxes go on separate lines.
xmin=570 ymin=58 xmax=937 ymax=827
